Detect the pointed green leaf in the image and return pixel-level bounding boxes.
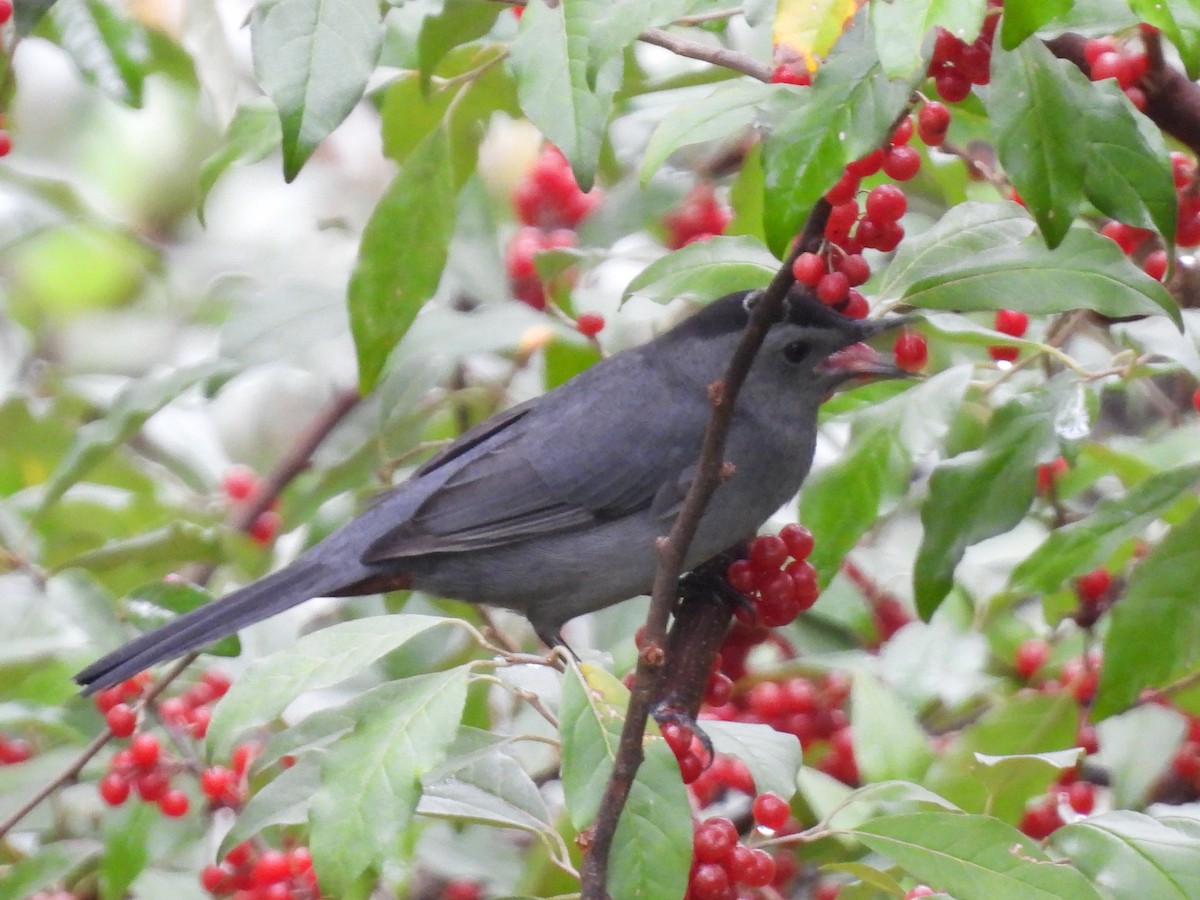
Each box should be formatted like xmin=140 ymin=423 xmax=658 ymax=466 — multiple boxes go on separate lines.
xmin=915 ymin=395 xmax=1058 ymax=617
xmin=851 ymin=673 xmax=935 ymax=783
xmin=621 ymin=235 xmax=779 ymax=304
xmin=1051 ymin=811 xmax=1200 ymax=899
xmin=1094 ymin=507 xmax=1200 ymax=718
xmin=198 ymin=100 xmax=283 ymax=225
xmin=251 ymin=0 xmax=382 ymax=180
xmin=1010 ymin=462 xmax=1200 ymax=595
xmin=348 ymin=127 xmax=456 ymax=393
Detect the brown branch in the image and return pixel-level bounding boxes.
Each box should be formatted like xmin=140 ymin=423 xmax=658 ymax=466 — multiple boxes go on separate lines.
xmin=639 ymin=27 xmax=772 ymax=82
xmin=0 ymin=386 xmax=361 ymax=841
xmin=579 ymin=201 xmax=832 ymax=898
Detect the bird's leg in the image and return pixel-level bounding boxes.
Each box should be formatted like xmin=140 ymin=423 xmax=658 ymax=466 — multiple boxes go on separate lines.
xmin=651 ymin=544 xmax=748 ymax=759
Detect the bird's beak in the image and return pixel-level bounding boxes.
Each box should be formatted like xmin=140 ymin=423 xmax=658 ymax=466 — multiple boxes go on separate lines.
xmin=819 ymin=313 xmax=918 ymax=381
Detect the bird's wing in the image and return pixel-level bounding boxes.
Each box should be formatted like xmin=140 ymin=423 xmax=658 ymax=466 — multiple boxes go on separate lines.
xmin=362 ymin=352 xmax=704 ymax=562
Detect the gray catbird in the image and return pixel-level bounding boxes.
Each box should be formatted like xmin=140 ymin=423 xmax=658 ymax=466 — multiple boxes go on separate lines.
xmin=76 ymin=289 xmax=909 ymax=693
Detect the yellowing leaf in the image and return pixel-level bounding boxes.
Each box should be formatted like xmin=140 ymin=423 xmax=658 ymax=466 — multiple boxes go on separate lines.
xmin=773 ymin=0 xmax=862 ymax=70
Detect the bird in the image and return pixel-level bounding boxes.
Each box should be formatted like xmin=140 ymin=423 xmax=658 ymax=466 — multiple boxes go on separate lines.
xmin=76 ymin=288 xmax=910 ymax=693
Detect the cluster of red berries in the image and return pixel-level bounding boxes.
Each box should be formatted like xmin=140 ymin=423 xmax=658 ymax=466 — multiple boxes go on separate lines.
xmin=0 ymin=732 xmax=33 ymax=765
xmin=683 ymin=815 xmax=782 ymax=899
xmin=98 ymin=731 xmax=191 ymax=817
xmin=505 ymin=146 xmax=599 ymax=314
xmin=200 ymin=841 xmax=318 ymax=899
xmin=157 ymin=668 xmax=232 ymax=739
xmin=223 ymin=465 xmax=281 ymax=545
xmin=1019 ymin=769 xmax=1098 ymax=839
xmin=1083 ymin=34 xmax=1150 ymax=108
xmin=927 ymin=10 xmax=999 ymax=103
xmin=726 ymin=526 xmax=820 ymax=628
xmin=199 ymin=741 xmax=262 ymax=810
xmin=663 ymin=183 xmax=733 ymax=249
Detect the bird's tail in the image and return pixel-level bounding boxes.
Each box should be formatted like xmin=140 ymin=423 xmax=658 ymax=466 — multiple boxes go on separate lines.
xmin=75 ymin=558 xmax=342 ymax=694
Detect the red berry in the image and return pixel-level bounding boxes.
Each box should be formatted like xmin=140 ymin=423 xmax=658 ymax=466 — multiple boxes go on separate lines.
xmin=841 ymin=289 xmax=869 ymax=319
xmin=1193 ymin=387 xmax=1200 ymax=413
xmin=816 ymin=271 xmax=850 ymax=305
xmin=705 ymin=672 xmax=734 ymax=707
xmin=994 ymin=308 xmax=1028 ymax=337
xmin=935 ymin=69 xmax=972 ymax=102
xmin=1077 ymin=724 xmax=1100 ymax=754
xmin=221 ymin=465 xmax=259 ymax=502
xmin=836 ymin=253 xmax=870 ymax=286
xmin=824 ymin=171 xmax=860 ymax=206
xmin=505 ymin=226 xmax=544 ymax=279
xmin=135 ymin=770 xmax=170 ymax=802
xmin=893 ymin=330 xmax=928 ymax=372
xmin=1015 ymin=639 xmax=1051 ymax=680
xmin=882 ymin=145 xmax=921 ymax=181
xmin=891 ymin=116 xmax=914 ymax=145
xmin=1084 ymin=37 xmax=1120 ymax=66
xmin=1065 ymin=780 xmax=1096 ymax=814
xmin=1124 ymin=86 xmax=1147 ymax=110
xmin=158 ymin=788 xmax=190 ymax=817
xmin=845 ymin=149 xmax=885 ymax=178
xmin=1172 ymin=741 xmax=1200 ymax=780
xmin=1100 ymin=220 xmax=1148 ymax=255
xmin=824 ymin=201 xmax=860 ymax=244
xmin=248 ymin=509 xmax=281 ymax=545
xmin=94 ymin=687 xmax=123 ymax=714
xmin=576 ymin=312 xmax=605 ymax=337
xmin=931 ymin=28 xmax=962 ymax=65
xmin=905 ymin=887 xmax=937 ymax=899
xmin=750 ymin=534 xmax=789 ymax=571
xmin=129 ymin=733 xmax=160 ymax=769
xmin=917 ymin=102 xmax=951 ymax=145
xmin=99 ymin=772 xmax=131 ymax=806
xmin=726 ymin=558 xmax=756 ymax=593
xmin=865 ymin=184 xmax=907 ymax=222
xmin=780 ymin=523 xmax=814 ymax=560
xmin=444 ymin=881 xmax=483 ymax=900
xmin=1037 ymin=457 xmax=1068 ymax=493
xmin=690 ymin=862 xmax=732 ymax=899
xmin=988 ymin=345 xmax=1019 ymax=363
xmin=231 ymin=741 xmax=262 ymax=776
xmin=770 ymin=64 xmax=811 ymax=86
xmin=0 ymin=3 xmax=10 ymax=27
xmin=200 ymin=864 xmax=229 ymax=893
xmin=0 ymin=132 xmax=11 ymax=158
xmin=694 ymin=817 xmax=738 ymax=862
xmin=662 ymin=722 xmax=694 ymax=758
xmin=200 ymin=766 xmax=234 ymax=799
xmin=752 ymin=792 xmax=790 ymax=830
xmin=1020 ymin=800 xmax=1064 ymax=839
xmin=757 ymin=572 xmax=802 ymax=627
xmin=792 ymin=251 xmax=826 ymax=286
xmin=1142 ymin=249 xmax=1169 ymax=281
xmin=959 ymin=41 xmax=992 ymax=85
xmin=106 ymin=703 xmax=138 ymax=738
xmin=1171 ymin=152 xmax=1195 ymax=189
xmin=1089 ymin=51 xmax=1124 ymax=82
xmin=252 ymin=850 xmax=290 ymax=886
xmin=874 ymin=220 xmax=905 ymax=252
xmin=1076 ymin=569 xmax=1112 ymax=605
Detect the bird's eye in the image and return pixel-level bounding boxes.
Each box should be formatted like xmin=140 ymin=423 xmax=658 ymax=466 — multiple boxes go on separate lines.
xmin=783 ymin=340 xmax=811 ymax=364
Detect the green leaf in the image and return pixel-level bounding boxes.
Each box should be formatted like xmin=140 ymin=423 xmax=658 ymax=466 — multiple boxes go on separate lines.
xmin=851 ymin=672 xmax=935 ymax=783
xmin=0 ymin=844 xmax=92 ymax=900
xmin=914 ymin=394 xmax=1058 ymax=618
xmin=559 ymin=663 xmax=692 ymax=900
xmin=53 ymin=522 xmax=224 ymax=574
xmin=509 ymin=0 xmax=623 ymax=190
xmin=970 ymin=749 xmax=1083 ymax=811
xmin=198 ymin=100 xmax=283 ymax=225
xmin=621 ymin=235 xmax=778 ymax=304
xmin=853 ymin=812 xmax=1102 ymax=899
xmin=882 ymin=221 xmax=1180 ymax=326
xmin=347 ymin=127 xmax=456 ymax=393
xmin=987 ymin=40 xmax=1086 ymax=248
xmin=1095 ymin=704 xmax=1186 ymax=808
xmin=219 ymin=755 xmax=319 ymax=856
xmin=704 ymin=720 xmax=802 ymax=798
xmin=420 ymin=743 xmax=554 ymax=836
xmin=762 ymin=14 xmax=922 ymax=255
xmin=999 ymin=0 xmax=1073 ymax=48
xmin=417 ymin=0 xmax=502 ymax=90
xmin=870 ymin=0 xmax=986 ymax=78
xmin=309 ymin=668 xmax=470 ymax=893
xmin=1094 ymin=506 xmax=1200 ymax=718
xmin=208 ymin=614 xmax=475 ymax=757
xmin=251 ymin=0 xmax=383 ymax=180
xmin=50 ymin=0 xmax=158 ymax=106
xmin=35 ymin=360 xmax=236 ymax=517
xmin=1009 ymin=462 xmax=1200 ymax=595
xmin=1051 ymin=811 xmax=1200 ymax=899
xmin=640 ymin=81 xmax=782 ymax=181
xmin=14 ymin=0 xmax=56 ymax=36
xmin=99 ymin=803 xmax=154 ymax=900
